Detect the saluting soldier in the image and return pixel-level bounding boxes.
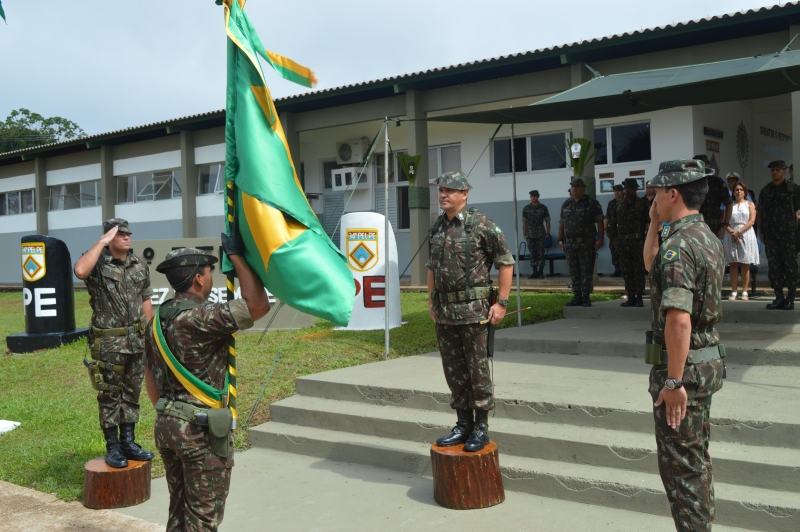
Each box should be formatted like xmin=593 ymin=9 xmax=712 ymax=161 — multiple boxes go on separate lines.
xmin=605 ymin=184 xmax=624 ymax=277
xmin=757 ymin=160 xmax=800 ymax=310
xmin=143 ymin=236 xmax=269 ymax=531
xmin=558 ymin=177 xmax=605 ymax=307
xmin=693 ymin=154 xmax=732 ymax=237
xmin=643 ymin=159 xmax=725 ymax=532
xmin=521 ymin=189 xmax=550 ymax=279
xmin=74 ymin=218 xmax=155 ymax=468
xmin=609 ymin=178 xmax=650 ymax=307
xmin=427 ymin=171 xmax=514 ymax=453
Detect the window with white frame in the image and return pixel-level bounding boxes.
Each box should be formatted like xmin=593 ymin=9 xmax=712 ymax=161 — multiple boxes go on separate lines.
xmin=198 ymin=164 xmax=225 ymax=195
xmin=0 ymin=189 xmax=35 ymax=216
xmin=493 ymin=132 xmax=568 ymax=175
xmin=49 ymin=180 xmax=101 ymax=211
xmin=117 ymin=170 xmax=182 ymax=204
xmin=593 ymin=122 xmax=651 ymax=165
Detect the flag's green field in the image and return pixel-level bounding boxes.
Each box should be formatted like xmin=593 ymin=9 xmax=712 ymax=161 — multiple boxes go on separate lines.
xmin=0 ymin=290 xmax=616 ymax=501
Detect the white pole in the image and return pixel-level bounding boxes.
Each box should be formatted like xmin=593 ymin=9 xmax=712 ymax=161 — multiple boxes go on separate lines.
xmin=384 ymin=118 xmax=390 ymax=360
xmin=510 ymin=124 xmax=522 ymax=327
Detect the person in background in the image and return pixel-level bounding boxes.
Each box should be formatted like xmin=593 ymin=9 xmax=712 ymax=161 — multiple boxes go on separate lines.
xmin=693 ymin=155 xmax=732 ymax=238
xmin=724 ymin=182 xmax=758 ymax=301
xmin=726 ymin=172 xmax=739 ymax=197
xmin=522 ymin=190 xmax=550 ymax=279
xmin=608 ymin=178 xmax=650 ymax=307
xmin=605 ymin=184 xmax=624 ymax=278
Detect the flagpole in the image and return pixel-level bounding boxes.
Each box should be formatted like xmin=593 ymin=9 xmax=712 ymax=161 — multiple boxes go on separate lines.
xmin=384 ymin=118 xmax=390 ymax=360
xmin=225 ymin=181 xmax=238 ymax=426
xmin=510 ymin=124 xmax=522 ymax=327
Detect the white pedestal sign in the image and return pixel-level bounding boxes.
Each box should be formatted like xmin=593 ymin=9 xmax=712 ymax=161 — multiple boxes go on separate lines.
xmin=339 ymin=212 xmax=402 ymax=330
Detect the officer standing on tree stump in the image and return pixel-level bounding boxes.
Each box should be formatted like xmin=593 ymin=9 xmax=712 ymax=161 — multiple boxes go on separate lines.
xmin=605 ymin=184 xmax=624 ymax=278
xmin=143 ymin=236 xmax=269 ymax=531
xmin=643 ymin=159 xmax=725 ymax=532
xmin=609 ymin=178 xmax=650 ymax=307
xmin=757 ymin=159 xmax=800 ymax=310
xmin=74 ymin=219 xmax=155 ymax=468
xmin=558 ymin=177 xmax=605 ymax=307
xmin=522 ymin=189 xmax=550 ymax=279
xmin=427 ymin=171 xmax=514 ymax=453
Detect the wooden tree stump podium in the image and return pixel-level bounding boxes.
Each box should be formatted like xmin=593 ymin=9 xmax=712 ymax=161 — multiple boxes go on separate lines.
xmin=430 ymin=441 xmax=505 ymax=510
xmin=83 ymin=458 xmax=151 ymax=509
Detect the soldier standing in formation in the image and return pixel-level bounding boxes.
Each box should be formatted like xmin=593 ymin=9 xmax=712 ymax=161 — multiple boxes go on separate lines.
xmin=643 ymin=159 xmax=725 ymax=532
xmin=521 ymin=189 xmax=550 ymax=279
xmin=693 ymin=154 xmax=732 ymax=237
xmin=427 ymin=171 xmax=514 ymax=452
xmin=605 ymin=184 xmax=624 ymax=277
xmin=73 ymin=218 xmax=155 ymax=468
xmin=144 ymin=239 xmax=269 ymax=531
xmin=608 ymin=178 xmax=650 ymax=307
xmin=558 ymin=177 xmax=604 ymax=307
xmin=757 ymin=160 xmax=800 ymax=310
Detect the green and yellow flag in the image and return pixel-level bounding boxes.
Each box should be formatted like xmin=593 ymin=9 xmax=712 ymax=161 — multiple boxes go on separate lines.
xmin=220 ymin=0 xmax=354 ymax=326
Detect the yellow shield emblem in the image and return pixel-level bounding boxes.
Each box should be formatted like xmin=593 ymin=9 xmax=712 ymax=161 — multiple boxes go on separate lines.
xmin=346 ymin=229 xmax=378 ymax=272
xmin=21 ymin=242 xmax=46 ymax=282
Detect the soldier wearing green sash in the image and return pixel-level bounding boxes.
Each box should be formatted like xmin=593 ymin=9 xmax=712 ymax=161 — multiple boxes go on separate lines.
xmin=143 ymin=233 xmax=269 ymax=532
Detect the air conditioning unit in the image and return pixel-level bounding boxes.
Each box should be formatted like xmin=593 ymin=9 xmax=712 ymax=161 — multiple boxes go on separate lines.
xmin=331 ymin=166 xmax=370 ymax=192
xmin=336 ymin=137 xmax=369 ymax=165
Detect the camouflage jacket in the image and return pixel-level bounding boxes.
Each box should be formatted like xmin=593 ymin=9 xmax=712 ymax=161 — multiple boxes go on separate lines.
xmin=84 ymin=248 xmax=152 ymax=354
xmin=144 ymin=292 xmax=254 ymax=409
xmin=559 ymin=195 xmax=604 ymax=239
xmin=522 ymin=203 xmax=550 ymax=239
xmin=427 ymin=206 xmax=514 ymax=325
xmin=649 ymin=213 xmax=723 ymax=351
xmin=699 ymin=175 xmax=732 ymax=226
xmin=610 ymin=196 xmax=650 ymax=239
xmin=757 ymin=179 xmax=800 ymax=234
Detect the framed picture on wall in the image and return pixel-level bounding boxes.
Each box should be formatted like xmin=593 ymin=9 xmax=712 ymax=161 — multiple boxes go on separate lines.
xmin=599 ymin=179 xmax=614 ymax=193
xmin=635 ymin=178 xmax=645 ymax=190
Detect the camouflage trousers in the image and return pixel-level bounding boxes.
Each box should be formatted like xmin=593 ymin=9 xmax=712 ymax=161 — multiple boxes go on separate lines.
xmin=96 ymin=350 xmax=144 ymax=429
xmin=564 ymin=241 xmax=595 ymax=294
xmin=525 ymin=236 xmax=546 ymax=269
xmin=155 ymin=414 xmax=234 ymax=532
xmin=435 ymin=323 xmax=493 ymax=410
xmin=617 ymin=239 xmax=646 ymax=291
xmin=609 ymin=236 xmax=620 ymax=268
xmin=764 ymin=233 xmax=797 ymax=295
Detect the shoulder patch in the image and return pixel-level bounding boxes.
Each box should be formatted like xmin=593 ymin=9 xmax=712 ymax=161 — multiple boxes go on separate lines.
xmin=661 ymin=247 xmax=680 ymax=264
xmin=206 ymin=304 xmax=213 ymax=312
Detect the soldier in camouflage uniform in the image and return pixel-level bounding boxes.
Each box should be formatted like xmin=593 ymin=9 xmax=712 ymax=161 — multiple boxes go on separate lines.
xmin=558 ymin=177 xmax=605 ymax=307
xmin=643 ymin=159 xmax=725 ymax=532
xmin=693 ymin=154 xmax=732 ymax=237
xmin=427 ymin=171 xmax=514 ymax=453
xmin=605 ymin=184 xmax=624 ymax=277
xmin=74 ymin=218 xmax=155 ymax=468
xmin=757 ymin=160 xmax=800 ymax=310
xmin=608 ymin=178 xmax=649 ymax=307
xmin=522 ymin=189 xmax=550 ymax=279
xmin=144 ymin=238 xmax=269 ymax=531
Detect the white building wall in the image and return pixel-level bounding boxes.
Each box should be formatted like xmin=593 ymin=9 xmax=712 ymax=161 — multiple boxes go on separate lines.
xmin=114 ymin=151 xmax=181 ymax=176
xmin=49 ymin=205 xmax=102 ymax=230
xmin=195 ymin=144 xmax=225 ymax=165
xmin=196 ymin=194 xmax=224 ymax=217
xmin=0 ymin=212 xmax=36 ymax=234
xmin=46 ymin=163 xmax=101 ymax=186
xmin=116 ymin=198 xmax=182 ymax=223
xmin=0 ymin=173 xmax=34 ymax=193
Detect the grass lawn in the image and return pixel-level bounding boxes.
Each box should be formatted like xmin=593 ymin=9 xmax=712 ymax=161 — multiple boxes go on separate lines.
xmin=0 ymin=289 xmax=616 ymax=501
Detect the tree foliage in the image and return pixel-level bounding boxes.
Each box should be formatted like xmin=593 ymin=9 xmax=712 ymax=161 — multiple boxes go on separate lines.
xmin=0 ymin=109 xmax=86 ymax=154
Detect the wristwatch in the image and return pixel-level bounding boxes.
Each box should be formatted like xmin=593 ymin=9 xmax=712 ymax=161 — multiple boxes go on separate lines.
xmin=665 ymin=378 xmax=684 ymax=390
xmin=497 ymin=298 xmax=509 ymax=307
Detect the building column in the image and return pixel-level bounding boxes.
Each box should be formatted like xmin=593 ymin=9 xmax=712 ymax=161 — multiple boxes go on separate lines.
xmin=280 ymin=112 xmax=301 ymax=179
xmin=791 ymin=26 xmax=800 ymax=177
xmin=571 ymin=63 xmax=596 ymax=198
xmin=406 ymin=90 xmax=430 ymax=286
xmin=100 ymin=145 xmax=115 ymax=223
xmin=34 ymin=157 xmax=48 ymax=235
xmin=181 ymin=130 xmax=197 ymax=238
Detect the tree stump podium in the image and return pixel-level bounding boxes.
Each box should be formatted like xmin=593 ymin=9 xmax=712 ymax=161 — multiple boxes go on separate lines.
xmin=83 ymin=458 xmax=151 ymax=509
xmin=430 ymin=441 xmax=505 ymax=510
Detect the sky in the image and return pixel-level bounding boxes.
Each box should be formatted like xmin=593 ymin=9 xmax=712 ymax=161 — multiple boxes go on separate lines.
xmin=0 ymin=0 xmax=790 ymax=136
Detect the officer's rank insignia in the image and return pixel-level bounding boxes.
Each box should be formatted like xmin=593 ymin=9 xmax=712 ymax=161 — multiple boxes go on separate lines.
xmin=662 ymin=247 xmax=680 ymax=263
xmin=660 ymin=225 xmax=671 ymax=238
xmin=21 ymin=242 xmax=46 ymax=282
xmin=346 ymin=228 xmax=378 ymax=272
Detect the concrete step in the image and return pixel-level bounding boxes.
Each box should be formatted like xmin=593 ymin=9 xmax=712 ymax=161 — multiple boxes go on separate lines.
xmin=250 ymin=422 xmax=800 ymax=532
xmin=292 ymin=352 xmax=800 ymax=449
xmin=269 ymin=395 xmax=800 ymax=493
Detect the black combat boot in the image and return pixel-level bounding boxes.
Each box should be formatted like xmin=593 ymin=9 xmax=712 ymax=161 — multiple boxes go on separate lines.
xmin=102 ymin=426 xmax=128 ymax=468
xmin=635 ymin=290 xmax=644 ymax=308
xmin=528 ymin=266 xmax=538 ymax=279
xmin=611 ymin=267 xmax=621 ymax=278
xmin=582 ymin=292 xmax=592 ymax=307
xmin=565 ymin=293 xmax=582 ymax=307
xmin=620 ymin=291 xmax=635 ymax=307
xmin=766 ymin=288 xmax=786 ymax=310
xmin=435 ymin=409 xmax=474 ymax=447
xmin=463 ymin=410 xmax=490 ymax=452
xmin=539 ymin=266 xmax=546 ymax=279
xmin=784 ymin=289 xmax=795 ymax=310
xmin=119 ymin=423 xmax=155 ymax=461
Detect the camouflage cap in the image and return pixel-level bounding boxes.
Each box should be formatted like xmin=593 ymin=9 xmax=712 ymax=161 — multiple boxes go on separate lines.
xmin=570 ymin=177 xmax=586 ymax=187
xmin=103 ymin=218 xmax=131 ymax=234
xmin=612 ymin=184 xmax=624 ymax=191
xmin=529 ymin=189 xmax=540 ymax=196
xmin=434 ymin=171 xmax=472 ymax=190
xmin=155 ymin=247 xmax=218 ymax=273
xmin=649 ymin=159 xmax=715 ymax=188
xmin=768 ymin=160 xmax=788 ymax=170
xmin=622 ymin=178 xmax=639 ymax=188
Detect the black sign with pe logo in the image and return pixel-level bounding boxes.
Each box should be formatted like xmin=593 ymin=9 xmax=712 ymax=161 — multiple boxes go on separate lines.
xmin=7 ymin=235 xmax=89 ymax=353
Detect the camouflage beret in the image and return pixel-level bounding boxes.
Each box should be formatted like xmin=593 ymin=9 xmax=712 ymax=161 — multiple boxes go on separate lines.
xmin=649 ymin=159 xmax=714 ymax=188
xmin=570 ymin=177 xmax=586 ymax=187
xmin=612 ymin=184 xmax=624 ymax=191
xmin=692 ymin=154 xmax=711 ymax=165
xmin=434 ymin=171 xmax=472 ymax=190
xmin=103 ymin=218 xmax=131 ymax=234
xmin=156 ymin=247 xmax=218 ymax=273
xmin=622 ymin=178 xmax=639 ymax=188
xmin=529 ymin=190 xmax=540 ymax=196
xmin=768 ymin=160 xmax=788 ymax=170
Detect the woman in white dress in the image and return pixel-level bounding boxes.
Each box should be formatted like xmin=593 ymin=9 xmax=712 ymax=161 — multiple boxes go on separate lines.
xmin=723 ymin=181 xmax=759 ymax=300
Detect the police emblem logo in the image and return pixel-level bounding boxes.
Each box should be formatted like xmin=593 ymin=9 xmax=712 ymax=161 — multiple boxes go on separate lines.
xmin=346 ymin=228 xmax=379 ymax=272
xmin=21 ymin=242 xmax=46 ymax=282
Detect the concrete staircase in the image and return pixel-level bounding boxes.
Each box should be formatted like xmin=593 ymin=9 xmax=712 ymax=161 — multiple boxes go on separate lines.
xmin=250 ymin=300 xmax=800 ymax=531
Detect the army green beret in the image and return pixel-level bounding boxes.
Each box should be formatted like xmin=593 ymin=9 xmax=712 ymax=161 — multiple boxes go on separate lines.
xmin=434 ymin=171 xmax=472 ymax=190
xmin=768 ymin=160 xmax=788 ymax=170
xmin=103 ymin=218 xmax=131 ymax=234
xmin=649 ymin=159 xmax=714 ymax=188
xmin=156 ymin=247 xmax=218 ymax=273
xmin=622 ymin=178 xmax=639 ymax=188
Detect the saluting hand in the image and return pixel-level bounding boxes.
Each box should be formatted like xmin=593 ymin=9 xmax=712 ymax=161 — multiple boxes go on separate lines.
xmin=654 ymin=385 xmax=688 ymax=430
xmin=99 ymin=225 xmax=119 ymax=246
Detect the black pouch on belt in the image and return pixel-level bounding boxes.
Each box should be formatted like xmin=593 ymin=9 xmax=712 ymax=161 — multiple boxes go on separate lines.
xmin=207 ymin=408 xmax=234 ymax=458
